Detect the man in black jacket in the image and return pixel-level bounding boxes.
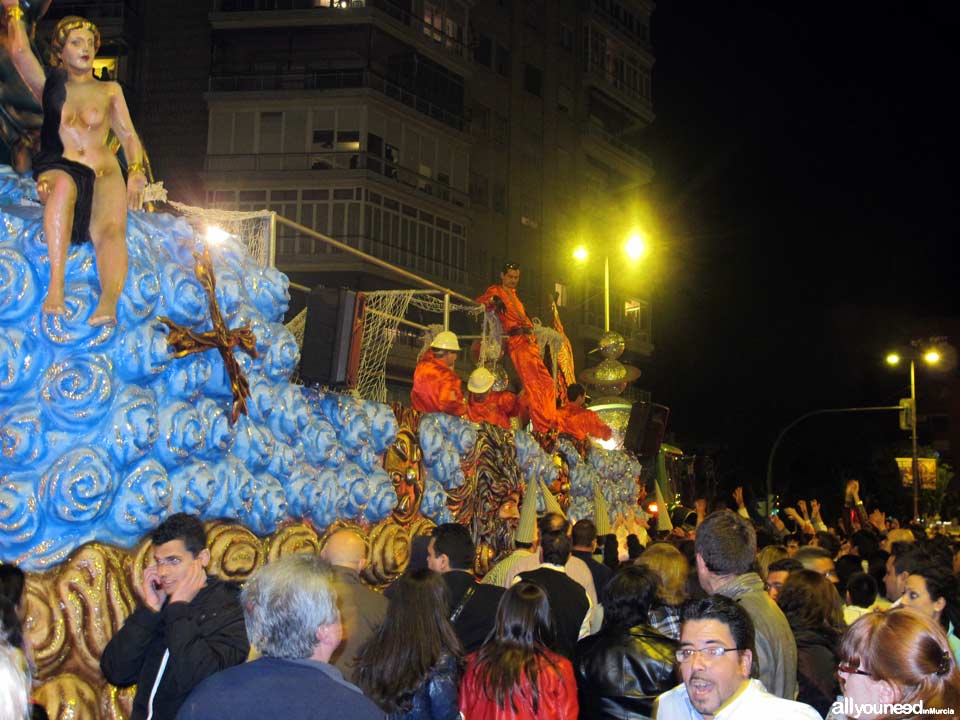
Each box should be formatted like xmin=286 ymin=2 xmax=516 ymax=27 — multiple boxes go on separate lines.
xmin=427 ymin=523 xmax=504 ymax=653
xmin=100 ymin=513 xmax=249 ymax=720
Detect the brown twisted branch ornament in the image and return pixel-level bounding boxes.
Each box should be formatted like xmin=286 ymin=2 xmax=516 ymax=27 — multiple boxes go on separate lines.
xmin=158 ymin=246 xmax=258 ymax=423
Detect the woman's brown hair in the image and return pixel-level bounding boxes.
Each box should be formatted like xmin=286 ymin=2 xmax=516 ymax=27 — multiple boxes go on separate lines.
xmin=840 ymin=609 xmax=960 ymax=713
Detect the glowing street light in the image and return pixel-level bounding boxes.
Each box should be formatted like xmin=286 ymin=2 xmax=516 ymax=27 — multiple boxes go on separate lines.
xmin=886 ymin=344 xmax=941 ymax=521
xmin=573 ymin=232 xmax=649 ymax=332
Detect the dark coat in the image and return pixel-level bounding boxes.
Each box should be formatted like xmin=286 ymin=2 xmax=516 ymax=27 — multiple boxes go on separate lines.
xmin=100 ymin=577 xmax=249 ymax=720
xmin=574 ymin=624 xmax=678 ymax=720
xmin=442 ymin=571 xmax=504 ymax=653
xmin=518 ymin=566 xmax=590 ymax=659
xmin=793 ymin=626 xmax=842 ymax=718
xmin=176 ymin=656 xmax=384 ymax=720
xmin=572 ymin=550 xmax=613 ymax=598
xmin=389 ymin=651 xmax=460 ymax=720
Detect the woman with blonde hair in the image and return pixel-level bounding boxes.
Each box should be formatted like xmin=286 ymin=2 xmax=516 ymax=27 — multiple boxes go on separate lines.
xmin=831 ymin=609 xmax=960 ymax=719
xmin=757 ymin=544 xmax=789 ymax=582
xmin=635 ymin=542 xmax=688 ymax=640
xmin=1 ymin=4 xmax=145 ymax=326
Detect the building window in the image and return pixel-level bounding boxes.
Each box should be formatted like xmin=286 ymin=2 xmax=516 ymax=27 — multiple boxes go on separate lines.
xmin=492 ymin=182 xmax=506 ymax=214
xmin=558 ymin=85 xmax=573 ymax=114
xmin=524 ymin=64 xmax=542 ymax=97
xmin=471 ymin=105 xmax=490 ymax=137
xmin=560 ymin=24 xmax=574 ymax=51
xmin=313 ymin=129 xmax=334 ymax=149
xmin=492 ymin=113 xmax=509 ymax=145
xmin=624 ymin=299 xmax=651 ymax=341
xmin=554 ymin=282 xmax=567 ymax=307
xmin=496 ymin=44 xmax=511 ymax=77
xmin=470 ymin=171 xmax=489 ymax=207
xmin=475 ymin=33 xmax=492 ymax=67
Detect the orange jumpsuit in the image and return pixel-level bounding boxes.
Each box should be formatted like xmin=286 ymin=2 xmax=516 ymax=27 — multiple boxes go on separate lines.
xmin=411 ymin=350 xmax=466 ymax=416
xmin=467 ymin=391 xmax=518 ymax=429
xmin=477 ymin=284 xmax=557 ymax=432
xmin=558 ymin=403 xmax=613 ymax=441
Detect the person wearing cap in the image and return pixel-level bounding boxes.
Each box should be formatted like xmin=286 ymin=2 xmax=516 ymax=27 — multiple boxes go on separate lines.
xmin=482 ymin=477 xmax=539 ymax=586
xmin=465 ymin=367 xmax=518 ymax=429
xmin=477 ymin=263 xmax=558 ymax=432
xmin=410 ymin=330 xmax=466 ymax=416
xmin=558 ymin=383 xmax=612 ymax=442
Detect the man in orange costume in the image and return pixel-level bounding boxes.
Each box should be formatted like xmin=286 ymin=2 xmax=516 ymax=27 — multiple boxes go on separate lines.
xmin=558 ymin=383 xmax=612 ymax=442
xmin=411 ymin=331 xmax=466 ymax=416
xmin=477 ymin=263 xmax=557 ymax=432
xmin=466 ymin=367 xmax=518 ymax=429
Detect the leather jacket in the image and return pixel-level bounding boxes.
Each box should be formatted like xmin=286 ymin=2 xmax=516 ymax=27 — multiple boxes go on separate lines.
xmin=574 ymin=624 xmax=678 ymax=720
xmin=390 ymin=651 xmax=460 ymax=720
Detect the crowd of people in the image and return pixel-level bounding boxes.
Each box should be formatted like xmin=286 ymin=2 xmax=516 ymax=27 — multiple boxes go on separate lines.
xmin=2 ymin=478 xmax=960 ymax=720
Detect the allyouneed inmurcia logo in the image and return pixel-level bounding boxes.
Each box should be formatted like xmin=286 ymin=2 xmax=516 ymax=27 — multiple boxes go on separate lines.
xmin=831 ymin=699 xmax=955 ymax=717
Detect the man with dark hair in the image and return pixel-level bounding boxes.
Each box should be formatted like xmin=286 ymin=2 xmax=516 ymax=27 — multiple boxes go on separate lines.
xmin=177 ymin=554 xmax=382 ymax=720
xmin=557 ymin=383 xmax=612 ymax=442
xmin=516 ymin=525 xmax=591 ymax=658
xmin=656 ymin=596 xmax=820 ymax=719
xmin=477 ymin=263 xmax=557 ymax=432
xmin=694 ymin=510 xmax=797 ymax=700
xmin=570 ymin=519 xmax=612 ymax=597
xmin=764 ymin=558 xmax=803 ymax=601
xmin=101 ymin=513 xmax=249 ymax=720
xmin=843 ymin=572 xmax=884 ymax=624
xmin=794 ymin=546 xmax=839 ymax=585
xmin=504 ymin=513 xmax=598 ymax=607
xmin=427 ymin=523 xmax=504 ymax=653
xmin=884 ymin=540 xmax=921 ymax=604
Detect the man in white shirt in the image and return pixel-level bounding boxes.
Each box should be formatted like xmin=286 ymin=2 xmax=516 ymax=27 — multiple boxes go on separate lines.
xmin=655 ymin=595 xmax=821 ymax=720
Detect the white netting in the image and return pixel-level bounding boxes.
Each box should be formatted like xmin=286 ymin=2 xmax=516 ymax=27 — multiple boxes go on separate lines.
xmin=355 ymin=290 xmax=487 ymax=403
xmin=167 ymin=201 xmax=274 ymax=268
xmin=285 ymin=307 xmax=308 ymax=348
xmin=355 ymin=290 xmax=416 ymax=403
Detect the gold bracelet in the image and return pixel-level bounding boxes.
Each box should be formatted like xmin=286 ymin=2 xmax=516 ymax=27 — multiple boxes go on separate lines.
xmin=127 ymin=161 xmax=146 ymax=176
xmin=5 ymin=6 xmax=25 ymax=22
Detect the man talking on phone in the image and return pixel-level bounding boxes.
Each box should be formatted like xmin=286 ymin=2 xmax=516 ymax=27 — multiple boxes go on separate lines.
xmin=101 ymin=513 xmax=249 ymax=720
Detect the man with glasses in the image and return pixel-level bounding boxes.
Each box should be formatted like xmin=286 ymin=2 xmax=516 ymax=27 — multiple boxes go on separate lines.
xmin=477 ymin=262 xmax=557 ymax=432
xmin=656 ymin=596 xmax=821 ymax=719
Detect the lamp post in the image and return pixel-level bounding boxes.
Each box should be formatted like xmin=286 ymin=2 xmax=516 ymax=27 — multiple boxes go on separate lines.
xmin=886 ymin=347 xmax=941 ymax=522
xmin=573 ymin=231 xmax=647 ymax=332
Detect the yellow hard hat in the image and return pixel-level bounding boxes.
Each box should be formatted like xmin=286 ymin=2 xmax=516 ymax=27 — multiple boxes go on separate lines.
xmin=468 ymin=367 xmax=496 ymax=394
xmin=431 ymin=330 xmax=461 ymax=351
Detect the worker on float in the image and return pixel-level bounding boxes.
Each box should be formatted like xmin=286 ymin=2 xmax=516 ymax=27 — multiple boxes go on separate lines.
xmin=410 ymin=330 xmax=466 ymax=416
xmin=466 ymin=367 xmax=518 ymax=430
xmin=557 ymin=383 xmax=612 ymax=442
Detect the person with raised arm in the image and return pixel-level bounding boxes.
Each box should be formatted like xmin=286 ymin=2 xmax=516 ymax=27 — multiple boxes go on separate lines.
xmin=1 ymin=3 xmax=146 ymax=326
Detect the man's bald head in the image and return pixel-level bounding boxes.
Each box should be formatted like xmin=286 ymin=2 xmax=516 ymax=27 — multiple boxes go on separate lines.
xmin=320 ymin=529 xmax=368 ymax=572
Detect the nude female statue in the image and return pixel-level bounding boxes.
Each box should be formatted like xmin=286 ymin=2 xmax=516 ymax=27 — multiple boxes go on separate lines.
xmin=2 ymin=2 xmax=145 ymax=326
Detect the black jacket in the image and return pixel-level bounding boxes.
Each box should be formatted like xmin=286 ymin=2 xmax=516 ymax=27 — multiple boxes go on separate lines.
xmin=572 ymin=550 xmax=613 ymax=598
xmin=100 ymin=577 xmax=249 ymax=720
xmin=574 ymin=624 xmax=678 ymax=720
xmin=518 ymin=566 xmax=590 ymax=659
xmin=793 ymin=626 xmax=841 ymax=718
xmin=442 ymin=571 xmax=504 ymax=653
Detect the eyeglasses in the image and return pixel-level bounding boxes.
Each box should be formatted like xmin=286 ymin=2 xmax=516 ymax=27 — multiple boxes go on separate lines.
xmin=676 ymin=647 xmax=739 ymax=663
xmin=502 ymin=263 xmax=520 ymax=271
xmin=837 ymin=662 xmax=873 ymax=677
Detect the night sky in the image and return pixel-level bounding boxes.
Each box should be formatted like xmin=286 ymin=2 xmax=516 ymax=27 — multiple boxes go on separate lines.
xmin=640 ymin=1 xmax=958 ymax=515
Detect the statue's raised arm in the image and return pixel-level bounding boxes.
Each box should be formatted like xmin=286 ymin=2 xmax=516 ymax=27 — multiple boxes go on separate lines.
xmin=2 ymin=2 xmax=146 ymax=327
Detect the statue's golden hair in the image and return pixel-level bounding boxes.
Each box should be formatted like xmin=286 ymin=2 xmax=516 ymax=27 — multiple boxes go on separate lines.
xmin=49 ymin=16 xmax=101 ymax=67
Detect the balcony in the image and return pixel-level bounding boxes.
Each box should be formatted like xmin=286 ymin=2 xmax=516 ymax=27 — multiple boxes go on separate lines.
xmin=208 ymin=0 xmax=471 ymax=72
xmin=582 ymin=0 xmax=653 ymax=54
xmin=203 ymin=151 xmax=470 ymax=210
xmin=207 ymin=69 xmax=466 ymax=132
xmin=582 ymin=123 xmax=653 ymax=184
xmin=583 ymin=60 xmax=655 ymax=124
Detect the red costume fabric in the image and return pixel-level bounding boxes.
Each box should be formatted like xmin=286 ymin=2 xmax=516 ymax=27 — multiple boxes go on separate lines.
xmin=410 ymin=350 xmax=465 ymax=416
xmin=458 ymin=649 xmax=578 ymax=720
xmin=558 ymin=403 xmax=613 ymax=441
xmin=477 ymin=284 xmax=558 ymax=432
xmin=467 ymin=391 xmax=518 ymax=429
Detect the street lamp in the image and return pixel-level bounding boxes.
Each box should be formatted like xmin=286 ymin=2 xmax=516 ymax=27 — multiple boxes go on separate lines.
xmin=573 ymin=230 xmax=648 ymax=332
xmin=885 ymin=346 xmax=941 ymax=521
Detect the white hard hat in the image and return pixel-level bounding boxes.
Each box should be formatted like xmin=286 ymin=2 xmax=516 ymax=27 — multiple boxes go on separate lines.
xmin=468 ymin=367 xmax=496 ymax=394
xmin=431 ymin=330 xmax=461 ymax=351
